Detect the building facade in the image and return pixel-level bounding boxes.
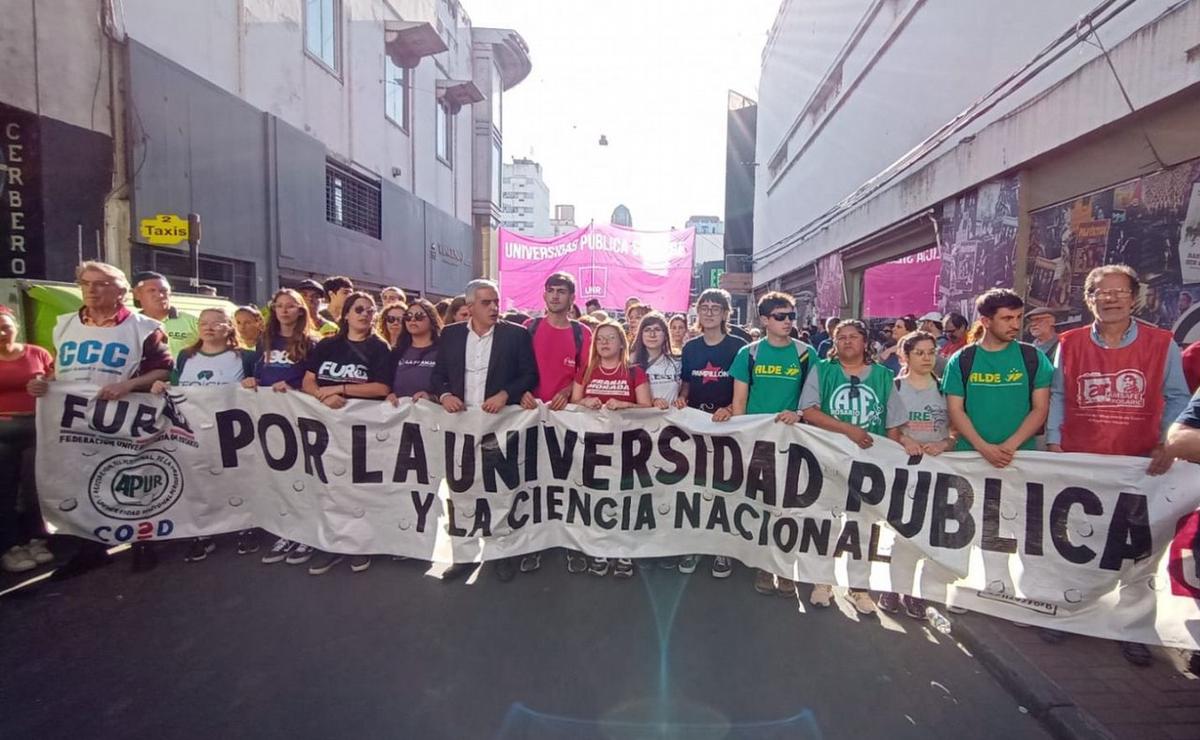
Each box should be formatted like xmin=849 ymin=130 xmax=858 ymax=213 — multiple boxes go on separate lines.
xmin=753 ymin=0 xmax=1200 ymax=343
xmin=550 ymin=204 xmax=577 ymax=236
xmin=500 ymin=157 xmax=551 ymax=236
xmin=0 ymin=0 xmax=531 ymax=303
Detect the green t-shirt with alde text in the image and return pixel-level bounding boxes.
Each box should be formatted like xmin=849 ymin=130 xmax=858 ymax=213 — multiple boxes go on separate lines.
xmin=942 ymin=341 xmax=1053 ymax=451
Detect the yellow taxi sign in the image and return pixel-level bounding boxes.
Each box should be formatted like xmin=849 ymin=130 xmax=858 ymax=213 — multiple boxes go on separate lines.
xmin=139 ymin=214 xmax=190 ymax=246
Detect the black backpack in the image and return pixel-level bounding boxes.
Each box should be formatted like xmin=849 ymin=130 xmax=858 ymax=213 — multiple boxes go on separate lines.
xmin=957 ymin=342 xmax=1041 ymax=408
xmin=529 ymin=317 xmax=585 ymax=370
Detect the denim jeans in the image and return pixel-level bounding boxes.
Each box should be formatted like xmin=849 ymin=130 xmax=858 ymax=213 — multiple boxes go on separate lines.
xmin=0 ymin=415 xmax=39 ymax=549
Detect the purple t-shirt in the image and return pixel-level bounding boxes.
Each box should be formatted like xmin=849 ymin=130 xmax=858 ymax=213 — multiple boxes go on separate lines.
xmin=390 ymin=344 xmax=438 ymax=398
xmin=254 ymin=334 xmax=315 ymax=389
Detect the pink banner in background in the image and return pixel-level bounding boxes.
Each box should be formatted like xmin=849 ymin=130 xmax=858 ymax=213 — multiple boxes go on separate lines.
xmin=498 ymin=225 xmax=695 ymax=312
xmin=862 ymin=247 xmax=942 ymax=318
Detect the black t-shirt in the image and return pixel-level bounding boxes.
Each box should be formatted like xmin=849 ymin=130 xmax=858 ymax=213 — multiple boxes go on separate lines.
xmin=306 ymin=334 xmax=393 ymax=388
xmin=680 ymin=333 xmax=747 ymax=411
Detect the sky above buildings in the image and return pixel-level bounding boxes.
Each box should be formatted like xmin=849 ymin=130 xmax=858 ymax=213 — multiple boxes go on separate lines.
xmin=468 ymin=0 xmax=780 ymax=232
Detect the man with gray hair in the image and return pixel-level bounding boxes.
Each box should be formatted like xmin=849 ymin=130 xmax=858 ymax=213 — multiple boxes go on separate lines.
xmin=1046 ymin=263 xmax=1190 ymax=666
xmin=429 ymin=278 xmax=538 ymax=582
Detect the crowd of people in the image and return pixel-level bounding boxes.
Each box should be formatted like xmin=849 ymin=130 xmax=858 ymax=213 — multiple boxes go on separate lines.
xmin=1 ymin=260 xmax=1199 ymax=667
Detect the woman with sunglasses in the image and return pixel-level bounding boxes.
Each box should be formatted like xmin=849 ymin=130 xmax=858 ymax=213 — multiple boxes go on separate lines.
xmin=301 ymin=291 xmax=392 ymax=576
xmin=797 ymin=318 xmax=908 ymax=615
xmin=386 ymin=298 xmax=444 ymax=405
xmin=151 ymin=307 xmax=256 ymax=564
xmin=572 ymin=320 xmax=652 ymax=578
xmin=377 ymin=303 xmax=408 ymax=348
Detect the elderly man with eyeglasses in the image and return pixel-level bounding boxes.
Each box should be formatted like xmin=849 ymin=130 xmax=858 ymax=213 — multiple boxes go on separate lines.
xmin=1044 ymin=263 xmax=1190 ymax=666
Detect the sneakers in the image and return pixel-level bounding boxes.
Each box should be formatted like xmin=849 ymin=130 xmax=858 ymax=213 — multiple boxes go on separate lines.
xmin=877 ymin=592 xmax=901 ymax=614
xmin=1120 ymin=641 xmax=1153 ymax=666
xmin=25 ymin=539 xmax=54 ymax=565
xmin=565 ymin=551 xmax=588 ymax=574
xmin=589 ymin=557 xmax=610 ymax=577
xmin=308 ymin=553 xmax=343 ymax=575
xmin=350 ymin=555 xmax=371 ymax=573
xmin=946 ymin=605 xmax=968 ymax=615
xmin=658 ymin=557 xmax=678 ymax=570
xmin=678 ymin=554 xmax=699 ymax=574
xmin=519 ymin=552 xmax=542 ymax=573
xmin=809 ymin=583 xmax=834 ymax=607
xmin=711 ymin=556 xmax=733 ymax=579
xmin=262 ymin=538 xmax=295 ymax=564
xmin=613 ymin=558 xmax=635 ymax=579
xmin=184 ymin=538 xmax=216 ymax=563
xmin=2 ymin=545 xmax=36 ymax=573
xmin=285 ymin=543 xmax=315 ymax=565
xmin=754 ymin=569 xmax=776 ymax=595
xmin=902 ymin=596 xmax=927 ymax=620
xmin=847 ymin=589 xmax=877 ymax=615
xmin=236 ymin=531 xmax=260 ymax=555
xmin=775 ymin=576 xmax=797 ymax=597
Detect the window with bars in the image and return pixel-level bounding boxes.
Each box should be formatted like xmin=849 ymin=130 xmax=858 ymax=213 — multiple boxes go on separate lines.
xmin=326 ymin=162 xmax=381 ymax=238
xmin=131 ymin=245 xmax=256 ymax=305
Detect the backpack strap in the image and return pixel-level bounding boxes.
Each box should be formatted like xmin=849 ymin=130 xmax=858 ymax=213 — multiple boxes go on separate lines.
xmin=571 ymin=320 xmax=584 ymax=368
xmin=1018 ymin=342 xmax=1041 ymax=409
xmin=746 ymin=338 xmax=761 ymax=386
xmin=529 ymin=317 xmax=542 ymax=339
xmin=790 ymin=338 xmax=812 ymax=390
xmin=958 ymin=345 xmax=978 ymax=403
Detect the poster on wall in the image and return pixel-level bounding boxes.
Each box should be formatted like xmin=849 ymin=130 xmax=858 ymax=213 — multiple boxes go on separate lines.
xmin=936 ymin=176 xmax=1019 ymax=316
xmin=1027 ymin=158 xmax=1200 ymax=342
xmin=861 ymin=246 xmax=941 ymax=318
xmin=814 ymin=251 xmax=844 ymax=318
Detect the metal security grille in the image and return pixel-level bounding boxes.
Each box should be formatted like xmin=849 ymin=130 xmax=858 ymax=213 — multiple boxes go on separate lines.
xmin=325 ymin=162 xmax=381 ymax=238
xmin=132 ymin=245 xmax=256 ymax=304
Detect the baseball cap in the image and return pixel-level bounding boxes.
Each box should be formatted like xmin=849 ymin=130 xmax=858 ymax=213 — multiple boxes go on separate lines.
xmin=296 ymin=279 xmax=324 ymax=293
xmin=917 ymin=311 xmax=943 ymax=322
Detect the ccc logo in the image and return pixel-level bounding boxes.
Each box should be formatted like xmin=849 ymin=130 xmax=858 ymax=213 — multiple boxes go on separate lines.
xmin=58 ymin=340 xmax=130 ymax=369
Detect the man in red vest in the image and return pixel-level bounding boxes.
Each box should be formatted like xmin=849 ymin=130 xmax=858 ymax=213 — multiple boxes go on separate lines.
xmin=1046 ymin=263 xmax=1191 ymax=666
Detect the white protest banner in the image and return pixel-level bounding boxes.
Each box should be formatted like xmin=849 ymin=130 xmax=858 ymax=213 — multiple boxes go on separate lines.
xmin=37 ymin=383 xmax=1200 ymax=648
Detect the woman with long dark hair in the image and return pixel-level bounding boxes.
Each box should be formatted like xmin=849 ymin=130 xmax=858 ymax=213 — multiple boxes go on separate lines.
xmin=631 ymin=311 xmax=681 ymax=409
xmin=300 ymin=291 xmax=392 ymax=576
xmin=878 ymin=314 xmax=917 ymax=375
xmin=387 ymin=298 xmax=444 ymax=404
xmin=798 ymin=319 xmax=908 ymax=615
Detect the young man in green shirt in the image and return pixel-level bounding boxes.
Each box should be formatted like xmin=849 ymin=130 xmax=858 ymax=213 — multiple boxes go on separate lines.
xmin=728 ymin=292 xmax=819 ymax=596
xmin=942 ymin=288 xmax=1053 ymax=468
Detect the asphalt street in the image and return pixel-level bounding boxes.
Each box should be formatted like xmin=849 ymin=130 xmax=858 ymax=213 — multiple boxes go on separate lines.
xmin=1 ymin=540 xmax=1050 ymax=740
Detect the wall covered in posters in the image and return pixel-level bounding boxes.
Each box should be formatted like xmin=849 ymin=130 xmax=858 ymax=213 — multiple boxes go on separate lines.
xmin=814 ymin=251 xmax=844 ymax=318
xmin=1028 ymin=158 xmax=1200 ymax=345
xmin=935 ymin=175 xmax=1020 ymax=317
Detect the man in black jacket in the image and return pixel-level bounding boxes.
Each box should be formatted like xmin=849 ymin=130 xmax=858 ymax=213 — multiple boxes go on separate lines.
xmin=430 ymin=279 xmax=538 ymax=583
xmin=431 ymin=279 xmax=538 ymax=413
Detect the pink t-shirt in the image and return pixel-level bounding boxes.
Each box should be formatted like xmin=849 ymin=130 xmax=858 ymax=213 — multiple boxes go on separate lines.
xmin=526 ymin=319 xmax=593 ymax=402
xmin=0 ymin=344 xmax=54 ymax=415
xmin=576 ymin=363 xmax=647 ymax=404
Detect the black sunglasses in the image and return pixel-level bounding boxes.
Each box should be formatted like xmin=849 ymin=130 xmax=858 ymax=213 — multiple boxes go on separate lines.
xmin=767 ymin=311 xmax=797 ymax=322
xmin=384 ymin=314 xmax=404 ymax=324
xmin=352 ymin=305 xmax=376 ymax=316
xmin=849 ymin=374 xmax=861 ymax=401
xmin=404 ymin=312 xmax=428 ymax=322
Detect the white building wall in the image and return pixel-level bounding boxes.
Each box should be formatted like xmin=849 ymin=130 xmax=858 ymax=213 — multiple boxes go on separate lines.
xmin=120 ymin=0 xmax=475 ymax=222
xmin=0 ymin=0 xmax=113 ymax=135
xmin=500 ymin=159 xmax=551 ymax=235
xmin=754 ymin=0 xmax=1195 ymax=284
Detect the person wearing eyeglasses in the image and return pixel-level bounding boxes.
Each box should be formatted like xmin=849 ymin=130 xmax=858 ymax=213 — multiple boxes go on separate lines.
xmin=1042 ymin=264 xmax=1189 ymax=667
xmin=376 ymin=303 xmax=408 ymax=348
xmin=729 ymin=292 xmax=820 ymax=595
xmin=430 ymin=279 xmax=539 ymax=584
xmin=301 ymin=291 xmax=392 ymax=577
xmin=386 ymin=298 xmax=443 ymax=405
xmin=798 ymin=318 xmax=907 ymax=614
xmin=151 ymin=307 xmax=255 ymax=564
xmin=27 ymin=261 xmax=174 ymax=578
